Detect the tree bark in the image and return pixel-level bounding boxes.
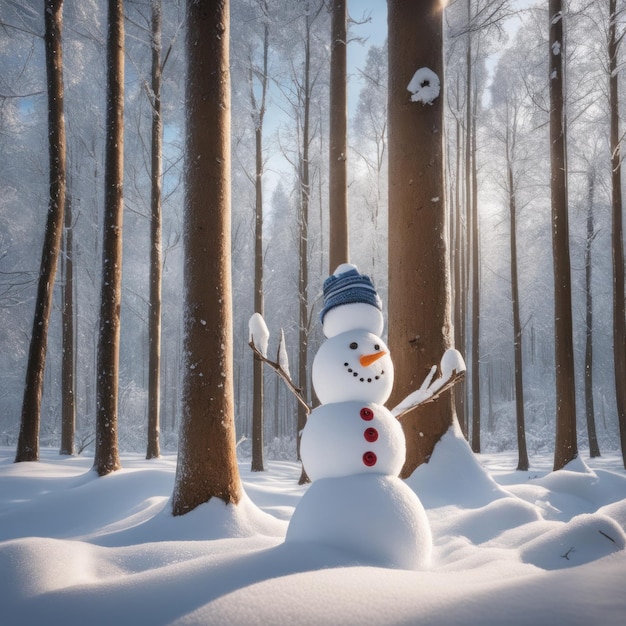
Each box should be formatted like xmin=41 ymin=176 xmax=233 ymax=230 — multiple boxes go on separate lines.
xmin=328 ymin=0 xmax=349 ymax=271
xmin=296 ymin=4 xmax=316 ymax=485
xmin=584 ymin=168 xmax=600 ymax=458
xmin=609 ymin=0 xmax=626 ymax=469
xmin=146 ymin=0 xmax=163 ymax=461
xmin=506 ymin=125 xmax=528 ymax=471
xmin=171 ymin=0 xmax=242 ymax=514
xmin=549 ymin=0 xmax=578 ymax=471
xmin=93 ymin=0 xmax=125 ymax=477
xmin=15 ymin=0 xmax=66 ymax=464
xmin=470 ymin=77 xmax=481 ymax=454
xmin=388 ymin=0 xmax=454 ymax=476
xmin=60 ymin=192 xmax=75 ymax=456
xmin=250 ymin=1 xmax=269 ymax=473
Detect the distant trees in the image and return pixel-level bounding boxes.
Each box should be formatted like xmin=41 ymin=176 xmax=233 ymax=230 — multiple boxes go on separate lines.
xmin=171 ymin=0 xmax=241 ymax=514
xmin=387 ymin=0 xmax=455 ymax=475
xmin=93 ymin=0 xmax=125 ymax=477
xmin=490 ymin=47 xmax=529 ymax=471
xmin=15 ymin=0 xmax=67 ymax=464
xmin=4 ymin=0 xmax=626 ymax=471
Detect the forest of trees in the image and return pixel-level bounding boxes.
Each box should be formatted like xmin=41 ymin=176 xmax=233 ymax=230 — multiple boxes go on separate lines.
xmin=1 ymin=0 xmax=626 ymax=500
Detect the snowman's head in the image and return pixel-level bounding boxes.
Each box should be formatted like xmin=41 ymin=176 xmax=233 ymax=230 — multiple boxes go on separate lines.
xmin=312 ymin=329 xmax=394 ymax=404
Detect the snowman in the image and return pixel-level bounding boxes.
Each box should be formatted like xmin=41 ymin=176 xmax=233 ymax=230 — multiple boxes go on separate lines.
xmin=283 ymin=264 xmax=433 ymax=570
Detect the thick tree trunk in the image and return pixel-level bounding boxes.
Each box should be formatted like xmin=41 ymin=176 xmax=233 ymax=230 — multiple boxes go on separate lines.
xmin=146 ymin=0 xmax=163 ymax=461
xmin=328 ymin=0 xmax=349 ymax=271
xmin=60 ymin=192 xmax=75 ymax=456
xmin=93 ymin=0 xmax=125 ymax=477
xmin=549 ymin=0 xmax=578 ymax=471
xmin=388 ymin=0 xmax=454 ymax=476
xmin=171 ymin=0 xmax=242 ymax=514
xmin=609 ymin=0 xmax=626 ymax=469
xmin=16 ymin=0 xmax=66 ymax=464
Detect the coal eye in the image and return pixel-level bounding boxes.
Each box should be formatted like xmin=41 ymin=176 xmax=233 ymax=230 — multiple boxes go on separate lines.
xmin=349 ymin=342 xmax=358 ymax=350
xmin=374 ymin=344 xmax=380 ymax=350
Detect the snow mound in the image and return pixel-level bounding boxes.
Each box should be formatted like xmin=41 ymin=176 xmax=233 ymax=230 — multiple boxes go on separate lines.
xmin=520 ymin=513 xmax=626 ymax=569
xmin=407 ymin=422 xmax=512 ymax=508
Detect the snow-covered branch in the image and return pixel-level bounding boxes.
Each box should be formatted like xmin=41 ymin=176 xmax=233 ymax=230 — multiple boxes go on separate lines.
xmin=391 ymin=349 xmax=466 ymax=420
xmin=248 ymin=314 xmax=310 ymax=415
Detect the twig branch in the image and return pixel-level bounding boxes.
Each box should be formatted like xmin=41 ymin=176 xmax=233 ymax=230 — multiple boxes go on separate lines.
xmin=249 ymin=339 xmax=310 ymax=415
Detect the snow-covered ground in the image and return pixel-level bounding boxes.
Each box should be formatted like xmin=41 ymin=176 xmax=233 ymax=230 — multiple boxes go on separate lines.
xmin=1 ymin=428 xmax=625 ymax=626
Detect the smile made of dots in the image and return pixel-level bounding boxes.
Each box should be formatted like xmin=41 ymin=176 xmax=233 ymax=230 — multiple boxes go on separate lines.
xmin=343 ymin=362 xmax=385 ymax=383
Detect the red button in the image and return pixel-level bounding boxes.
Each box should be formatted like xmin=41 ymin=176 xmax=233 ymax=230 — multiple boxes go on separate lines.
xmin=360 ymin=407 xmax=374 ymax=421
xmin=364 ymin=427 xmax=378 ymax=442
xmin=363 ymin=451 xmax=377 ymax=466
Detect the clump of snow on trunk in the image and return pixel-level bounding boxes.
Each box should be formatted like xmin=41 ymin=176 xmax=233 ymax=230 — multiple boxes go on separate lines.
xmin=407 ymin=67 xmax=440 ymax=105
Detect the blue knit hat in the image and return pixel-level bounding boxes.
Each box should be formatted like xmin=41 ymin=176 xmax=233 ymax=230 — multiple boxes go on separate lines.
xmin=320 ymin=264 xmax=382 ymax=323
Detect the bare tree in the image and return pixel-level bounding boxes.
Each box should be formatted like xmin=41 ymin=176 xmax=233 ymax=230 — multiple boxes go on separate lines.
xmin=387 ymin=0 xmax=455 ymax=476
xmin=60 ymin=192 xmax=75 ymax=456
xmin=93 ymin=0 xmax=125 ymax=477
xmin=171 ymin=0 xmax=242 ymax=514
xmin=549 ymin=0 xmax=578 ymax=471
xmin=505 ymin=116 xmax=529 ymax=471
xmin=15 ymin=0 xmax=66 ymax=464
xmin=582 ymin=166 xmax=600 ymax=457
xmin=328 ymin=0 xmax=349 ymax=271
xmin=146 ymin=0 xmax=163 ymax=461
xmin=608 ymin=0 xmax=626 ymax=468
xmin=248 ymin=0 xmax=270 ymax=473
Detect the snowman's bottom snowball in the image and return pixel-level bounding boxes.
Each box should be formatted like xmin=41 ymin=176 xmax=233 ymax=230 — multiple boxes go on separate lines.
xmin=285 ymin=474 xmax=432 ymax=570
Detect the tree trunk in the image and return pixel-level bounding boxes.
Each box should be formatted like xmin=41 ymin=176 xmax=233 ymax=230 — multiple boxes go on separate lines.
xmin=470 ymin=79 xmax=481 ymax=454
xmin=171 ymin=0 xmax=242 ymax=514
xmin=453 ymin=77 xmax=466 ymax=438
xmin=507 ymin=128 xmax=529 ymax=472
xmin=549 ymin=0 xmax=578 ymax=471
xmin=15 ymin=0 xmax=66 ymax=464
xmin=60 ymin=192 xmax=75 ymax=456
xmin=251 ymin=2 xmax=269 ymax=473
xmin=146 ymin=0 xmax=163 ymax=461
xmin=93 ymin=0 xmax=125 ymax=477
xmin=388 ymin=0 xmax=454 ymax=477
xmin=584 ymin=168 xmax=600 ymax=458
xmin=609 ymin=0 xmax=626 ymax=469
xmin=328 ymin=0 xmax=349 ymax=271
xmin=296 ymin=5 xmax=315 ymax=486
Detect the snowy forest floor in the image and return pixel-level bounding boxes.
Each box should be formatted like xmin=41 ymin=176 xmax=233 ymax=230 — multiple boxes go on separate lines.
xmin=1 ymin=431 xmax=626 ymax=626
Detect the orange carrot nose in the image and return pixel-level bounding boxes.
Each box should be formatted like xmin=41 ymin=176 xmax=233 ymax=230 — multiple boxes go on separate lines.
xmin=360 ymin=351 xmax=387 ymax=367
